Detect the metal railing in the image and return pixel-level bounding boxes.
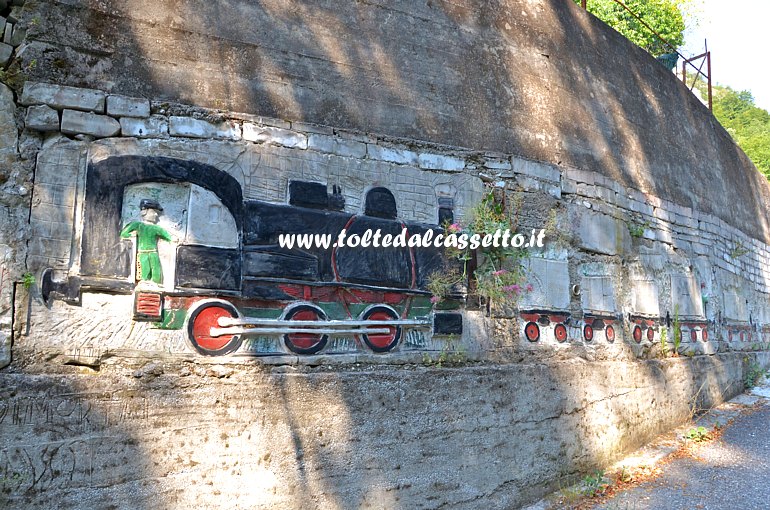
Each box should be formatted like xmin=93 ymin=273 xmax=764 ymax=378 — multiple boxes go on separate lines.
xmin=580 ymin=0 xmax=712 ymax=110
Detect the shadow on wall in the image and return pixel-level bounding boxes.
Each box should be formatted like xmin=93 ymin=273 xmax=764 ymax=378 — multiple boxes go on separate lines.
xmin=0 ymin=371 xmax=153 ymax=509
xmin=19 ymin=0 xmax=770 ymax=243
xmin=6 ymin=0 xmax=770 ymax=508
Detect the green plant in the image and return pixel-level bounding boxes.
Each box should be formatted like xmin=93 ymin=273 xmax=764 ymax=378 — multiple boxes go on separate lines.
xmin=426 ymin=266 xmax=462 ymax=303
xmin=730 ymin=240 xmax=750 ymax=259
xmin=685 ymin=426 xmax=710 ymax=442
xmin=581 ymin=470 xmax=609 ymax=497
xmin=574 ymin=0 xmax=688 ymax=57
xmin=660 ymin=326 xmax=668 ymax=356
xmin=672 ymin=304 xmax=681 ymax=355
xmin=627 ymin=220 xmax=649 ymax=238
xmin=422 ymin=342 xmax=467 ymax=368
xmin=617 ymin=466 xmax=633 ymax=483
xmin=21 ymin=272 xmax=35 ymax=289
xmin=430 ymin=189 xmax=533 ymax=309
xmin=744 ymin=360 xmax=766 ymax=389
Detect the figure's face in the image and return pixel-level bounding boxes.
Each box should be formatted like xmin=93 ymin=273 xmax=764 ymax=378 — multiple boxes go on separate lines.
xmin=141 ymin=208 xmax=160 ymax=224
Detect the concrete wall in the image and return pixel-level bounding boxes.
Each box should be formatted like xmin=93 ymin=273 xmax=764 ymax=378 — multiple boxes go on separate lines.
xmin=13 ymin=0 xmax=770 ymax=242
xmin=1 ymin=353 xmax=765 ymax=509
xmin=2 ymin=0 xmax=770 ymax=508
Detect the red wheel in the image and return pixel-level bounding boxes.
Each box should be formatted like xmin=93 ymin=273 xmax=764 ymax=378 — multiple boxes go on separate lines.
xmin=646 ymin=327 xmax=655 ymax=342
xmin=605 ymin=325 xmax=615 ymax=343
xmin=702 ymin=329 xmax=708 ymax=342
xmin=360 ymin=305 xmax=402 ymax=352
xmin=583 ymin=325 xmax=594 ymax=342
xmin=632 ymin=325 xmax=642 ymax=343
xmin=525 ymin=322 xmax=540 ymax=342
xmin=554 ymin=323 xmax=568 ymax=343
xmin=187 ymin=300 xmax=243 ymax=356
xmin=740 ymin=331 xmax=745 ymax=342
xmin=691 ymin=329 xmax=698 ymax=342
xmin=283 ymin=304 xmax=329 ymax=354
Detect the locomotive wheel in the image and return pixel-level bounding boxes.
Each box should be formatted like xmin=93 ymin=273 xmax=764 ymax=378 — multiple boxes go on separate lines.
xmin=187 ymin=300 xmax=243 ymax=356
xmin=525 ymin=322 xmax=540 ymax=342
xmin=283 ymin=304 xmax=329 ymax=355
xmin=554 ymin=323 xmax=568 ymax=343
xmin=646 ymin=327 xmax=655 ymax=342
xmin=360 ymin=305 xmax=402 ymax=353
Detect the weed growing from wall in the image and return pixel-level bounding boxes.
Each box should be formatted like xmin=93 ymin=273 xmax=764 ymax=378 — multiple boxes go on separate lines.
xmin=427 ymin=188 xmax=533 ymax=311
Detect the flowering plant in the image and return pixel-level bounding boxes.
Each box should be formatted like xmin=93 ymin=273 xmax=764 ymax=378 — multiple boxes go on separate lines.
xmin=428 ymin=189 xmax=533 ymax=309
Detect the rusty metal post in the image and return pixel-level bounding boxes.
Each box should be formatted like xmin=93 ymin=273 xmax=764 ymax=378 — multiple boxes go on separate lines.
xmin=581 ymin=0 xmax=587 ymax=8
xmin=682 ymin=60 xmax=686 ymax=84
xmin=707 ymin=50 xmax=712 ymax=111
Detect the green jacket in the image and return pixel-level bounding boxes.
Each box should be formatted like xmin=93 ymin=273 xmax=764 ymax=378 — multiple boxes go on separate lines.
xmin=120 ymin=222 xmax=172 ymax=250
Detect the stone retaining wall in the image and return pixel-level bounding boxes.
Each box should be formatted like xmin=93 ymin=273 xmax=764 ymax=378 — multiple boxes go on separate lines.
xmin=2 ymin=1 xmax=770 ymax=508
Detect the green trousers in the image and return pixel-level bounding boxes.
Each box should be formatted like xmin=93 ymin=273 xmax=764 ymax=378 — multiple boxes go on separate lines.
xmin=137 ymin=251 xmax=163 ymax=284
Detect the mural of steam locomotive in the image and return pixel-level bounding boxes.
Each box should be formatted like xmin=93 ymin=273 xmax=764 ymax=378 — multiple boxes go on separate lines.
xmin=41 ymin=156 xmax=463 ymax=356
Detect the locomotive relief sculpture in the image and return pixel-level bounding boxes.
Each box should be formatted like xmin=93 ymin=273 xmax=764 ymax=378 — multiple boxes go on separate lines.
xmin=41 ymin=155 xmax=466 ymax=357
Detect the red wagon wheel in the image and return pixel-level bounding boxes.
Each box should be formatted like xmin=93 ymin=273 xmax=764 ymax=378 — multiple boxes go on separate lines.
xmin=360 ymin=305 xmax=402 ymax=353
xmin=187 ymin=300 xmax=243 ymax=356
xmin=583 ymin=324 xmax=594 ymax=342
xmin=525 ymin=322 xmax=540 ymax=342
xmin=283 ymin=304 xmax=329 ymax=355
xmin=554 ymin=323 xmax=568 ymax=343
xmin=605 ymin=325 xmax=615 ymax=343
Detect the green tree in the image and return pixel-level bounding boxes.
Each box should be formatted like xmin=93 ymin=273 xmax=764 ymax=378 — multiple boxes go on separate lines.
xmin=577 ymin=0 xmax=687 ymax=56
xmin=701 ymin=83 xmax=770 ymax=179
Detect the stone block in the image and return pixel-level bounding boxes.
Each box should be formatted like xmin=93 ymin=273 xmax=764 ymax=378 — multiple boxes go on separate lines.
xmin=292 ymin=120 xmax=333 ymax=135
xmin=417 ymin=153 xmax=465 ymax=172
xmin=10 ymin=25 xmax=24 ymax=46
xmin=576 ymin=183 xmax=595 ymax=197
xmin=120 ymin=116 xmax=168 ymax=138
xmin=169 ymin=116 xmax=241 ymax=140
xmin=61 ymin=109 xmax=120 ymax=138
xmin=564 ymin=166 xmax=596 ymax=185
xmin=513 ymin=158 xmax=560 ymax=182
xmin=581 ymin=276 xmax=616 ymax=314
xmin=2 ymin=22 xmax=10 ymax=44
xmin=0 ymin=330 xmax=8 ymax=370
xmin=723 ymin=289 xmax=748 ymax=322
xmin=670 ymin=274 xmax=704 ymax=318
xmin=631 ymin=279 xmax=660 ymax=316
xmin=519 ymin=258 xmax=570 ymax=311
xmin=107 ymin=95 xmax=150 ymax=118
xmin=561 ymin=178 xmax=578 ymax=195
xmin=0 ymin=83 xmax=16 ymax=162
xmin=482 ymin=159 xmax=512 ymax=171
xmin=21 ymin=82 xmax=106 ymax=112
xmin=242 ymin=123 xmax=305 ymax=148
xmin=366 ymin=144 xmax=418 ymax=165
xmin=0 ymin=42 xmax=11 ymax=66
xmin=576 ymin=211 xmax=630 ymax=256
xmin=0 ymin=18 xmax=5 ymax=37
xmin=307 ymin=133 xmax=365 ymax=158
xmin=25 ymin=104 xmax=59 ymax=131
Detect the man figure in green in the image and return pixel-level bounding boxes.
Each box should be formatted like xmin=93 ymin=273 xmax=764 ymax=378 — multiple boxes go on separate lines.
xmin=120 ymin=199 xmax=173 ymax=285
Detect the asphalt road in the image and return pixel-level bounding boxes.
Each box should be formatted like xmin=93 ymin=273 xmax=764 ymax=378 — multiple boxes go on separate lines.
xmin=594 ymin=402 xmax=770 ymax=510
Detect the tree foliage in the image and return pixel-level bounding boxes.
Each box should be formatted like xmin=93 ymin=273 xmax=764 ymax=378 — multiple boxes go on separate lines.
xmin=701 ymin=83 xmax=770 ymax=179
xmin=577 ymin=0 xmax=687 ymax=56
